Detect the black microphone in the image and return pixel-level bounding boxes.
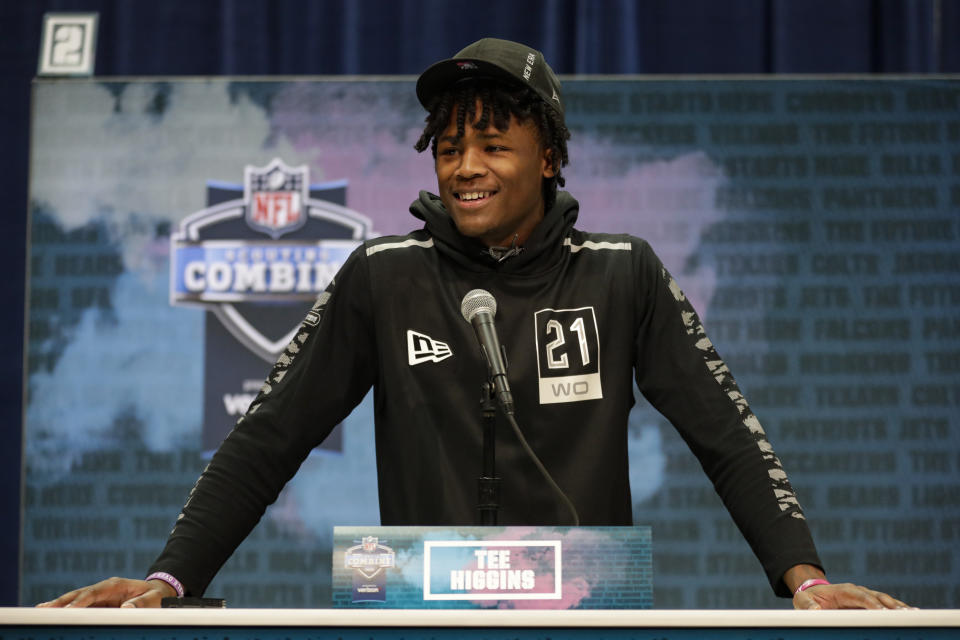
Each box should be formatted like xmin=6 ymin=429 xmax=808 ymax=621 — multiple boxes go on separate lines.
xmin=460 ymin=289 xmax=515 ymax=415
xmin=460 ymin=289 xmax=580 ymax=525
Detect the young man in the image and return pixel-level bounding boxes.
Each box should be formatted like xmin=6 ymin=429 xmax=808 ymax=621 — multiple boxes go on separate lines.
xmin=40 ymin=38 xmax=907 ymax=610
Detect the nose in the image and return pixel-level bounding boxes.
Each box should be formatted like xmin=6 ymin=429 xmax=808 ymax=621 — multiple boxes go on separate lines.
xmin=455 ymin=146 xmax=486 ymax=180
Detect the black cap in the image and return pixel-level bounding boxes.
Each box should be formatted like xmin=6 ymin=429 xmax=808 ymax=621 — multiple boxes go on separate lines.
xmin=416 ymin=38 xmax=563 ymax=119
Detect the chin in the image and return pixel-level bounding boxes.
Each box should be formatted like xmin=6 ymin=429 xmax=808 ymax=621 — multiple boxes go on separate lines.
xmin=451 ymin=218 xmax=489 ymax=240
xmin=457 ymin=229 xmax=490 ymax=244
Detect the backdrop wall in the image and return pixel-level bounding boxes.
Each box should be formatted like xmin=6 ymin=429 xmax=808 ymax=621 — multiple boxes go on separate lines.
xmin=22 ymin=74 xmax=960 ymax=609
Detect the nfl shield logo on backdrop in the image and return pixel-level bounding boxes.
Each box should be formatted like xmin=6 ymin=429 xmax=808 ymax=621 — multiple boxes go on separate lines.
xmin=245 ymin=159 xmax=308 ymax=239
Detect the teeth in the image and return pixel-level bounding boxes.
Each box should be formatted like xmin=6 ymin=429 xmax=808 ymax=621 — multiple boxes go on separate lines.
xmin=459 ymin=191 xmax=490 ymax=201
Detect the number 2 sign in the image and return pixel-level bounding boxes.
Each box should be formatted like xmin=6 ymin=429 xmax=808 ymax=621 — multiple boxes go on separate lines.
xmin=38 ymin=13 xmax=99 ymax=76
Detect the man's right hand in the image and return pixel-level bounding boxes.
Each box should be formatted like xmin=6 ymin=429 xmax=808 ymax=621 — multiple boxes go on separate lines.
xmin=35 ymin=577 xmax=176 ymax=608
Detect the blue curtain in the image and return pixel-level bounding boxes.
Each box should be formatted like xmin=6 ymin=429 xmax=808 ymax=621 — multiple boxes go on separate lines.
xmin=1 ymin=0 xmax=958 ymax=605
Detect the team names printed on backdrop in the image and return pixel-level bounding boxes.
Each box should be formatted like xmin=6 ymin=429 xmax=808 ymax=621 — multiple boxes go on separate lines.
xmin=423 ymin=540 xmax=561 ymax=601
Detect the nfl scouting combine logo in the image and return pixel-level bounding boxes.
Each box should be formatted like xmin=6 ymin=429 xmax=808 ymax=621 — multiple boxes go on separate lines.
xmin=344 ymin=536 xmax=396 ymax=603
xmin=171 ymin=158 xmax=374 ymax=361
xmin=170 ymin=158 xmax=374 ymax=453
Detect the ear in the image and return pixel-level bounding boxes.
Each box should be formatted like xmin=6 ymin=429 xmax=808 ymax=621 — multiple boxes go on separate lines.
xmin=541 ymin=147 xmax=556 ymax=178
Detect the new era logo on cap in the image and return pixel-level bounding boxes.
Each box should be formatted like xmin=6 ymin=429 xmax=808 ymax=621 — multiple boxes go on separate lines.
xmin=407 ymin=329 xmax=453 ymax=365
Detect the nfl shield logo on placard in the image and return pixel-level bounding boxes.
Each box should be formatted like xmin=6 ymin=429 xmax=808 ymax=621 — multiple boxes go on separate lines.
xmin=244 ymin=159 xmax=308 ymax=239
xmin=362 ymin=536 xmax=378 ymax=552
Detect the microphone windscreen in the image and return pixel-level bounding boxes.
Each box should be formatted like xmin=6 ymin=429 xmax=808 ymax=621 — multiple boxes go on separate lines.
xmin=460 ymin=289 xmax=497 ymax=323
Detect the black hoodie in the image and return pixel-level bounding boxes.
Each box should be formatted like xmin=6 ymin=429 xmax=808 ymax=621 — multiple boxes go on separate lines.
xmin=150 ymin=190 xmax=820 ymax=598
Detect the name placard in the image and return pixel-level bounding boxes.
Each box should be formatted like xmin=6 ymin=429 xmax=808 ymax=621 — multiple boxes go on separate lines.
xmin=332 ymin=526 xmax=652 ymax=609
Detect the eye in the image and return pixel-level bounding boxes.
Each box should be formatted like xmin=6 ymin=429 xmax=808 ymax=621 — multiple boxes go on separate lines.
xmin=486 ymin=145 xmax=509 ymax=153
xmin=438 ymin=147 xmax=458 ymax=156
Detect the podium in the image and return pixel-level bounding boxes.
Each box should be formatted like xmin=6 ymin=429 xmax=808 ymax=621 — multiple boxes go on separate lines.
xmin=2 ymin=608 xmax=959 ymax=639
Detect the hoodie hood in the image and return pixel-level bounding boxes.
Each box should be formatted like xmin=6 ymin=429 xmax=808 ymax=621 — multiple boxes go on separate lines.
xmin=409 ymin=190 xmax=579 ymax=275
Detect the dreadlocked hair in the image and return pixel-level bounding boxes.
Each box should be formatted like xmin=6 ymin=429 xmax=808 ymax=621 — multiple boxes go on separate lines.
xmin=414 ymin=78 xmax=570 ymax=212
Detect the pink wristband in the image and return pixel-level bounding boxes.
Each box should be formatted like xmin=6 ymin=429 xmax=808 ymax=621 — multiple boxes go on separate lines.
xmin=794 ymin=578 xmax=830 ymax=596
xmin=146 ymin=571 xmax=185 ymax=597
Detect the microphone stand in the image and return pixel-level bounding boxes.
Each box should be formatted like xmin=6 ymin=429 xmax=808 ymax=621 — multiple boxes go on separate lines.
xmin=477 ymin=381 xmax=501 ymax=525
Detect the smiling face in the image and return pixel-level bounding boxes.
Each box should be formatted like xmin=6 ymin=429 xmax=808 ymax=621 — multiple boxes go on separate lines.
xmin=434 ymin=102 xmax=555 ymax=247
